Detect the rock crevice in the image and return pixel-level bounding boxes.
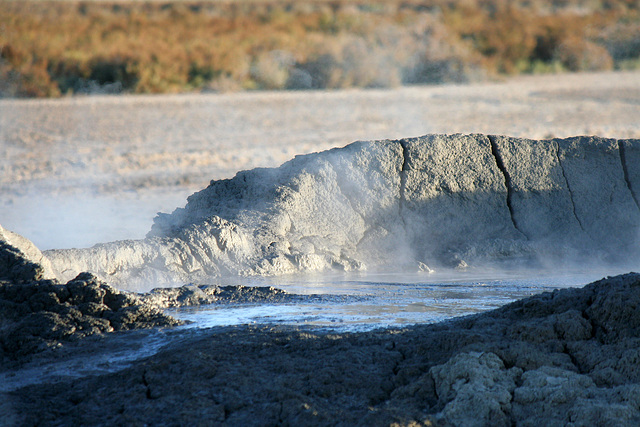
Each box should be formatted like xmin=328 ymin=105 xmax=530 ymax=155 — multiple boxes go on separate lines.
xmin=488 ymin=134 xmax=529 ymax=239
xmin=398 ymin=138 xmax=409 ymax=222
xmin=619 ymin=140 xmax=640 ymax=212
xmin=554 ymin=140 xmax=586 ymax=232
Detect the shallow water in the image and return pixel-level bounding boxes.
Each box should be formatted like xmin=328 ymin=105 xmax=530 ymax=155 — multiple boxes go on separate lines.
xmin=0 ymin=328 xmax=176 ymax=392
xmin=167 ymin=270 xmax=610 ymax=332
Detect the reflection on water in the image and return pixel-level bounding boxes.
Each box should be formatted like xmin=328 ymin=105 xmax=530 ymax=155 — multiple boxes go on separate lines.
xmin=167 ymin=270 xmax=609 ymax=332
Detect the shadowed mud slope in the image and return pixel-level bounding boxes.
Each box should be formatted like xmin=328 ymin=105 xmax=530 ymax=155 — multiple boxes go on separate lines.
xmin=6 ymin=272 xmax=640 ymax=426
xmin=42 ymin=134 xmax=640 ymax=291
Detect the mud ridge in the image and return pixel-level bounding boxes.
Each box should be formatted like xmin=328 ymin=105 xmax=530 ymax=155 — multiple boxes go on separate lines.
xmin=25 ymin=133 xmax=640 ymax=290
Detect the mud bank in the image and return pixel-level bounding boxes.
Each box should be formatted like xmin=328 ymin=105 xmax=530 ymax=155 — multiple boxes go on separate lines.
xmin=43 ymin=134 xmax=640 ymax=291
xmin=3 ymin=272 xmax=640 ymax=426
xmin=0 ymin=228 xmax=305 ymax=365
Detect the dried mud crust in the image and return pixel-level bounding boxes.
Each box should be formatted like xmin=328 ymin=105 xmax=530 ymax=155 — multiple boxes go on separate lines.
xmin=142 ymin=283 xmax=292 ymax=307
xmin=4 ymin=273 xmax=640 ymax=426
xmin=0 ymin=273 xmax=180 ymax=364
xmin=0 ymin=275 xmax=333 ymax=364
xmin=0 ymin=226 xmax=349 ymax=365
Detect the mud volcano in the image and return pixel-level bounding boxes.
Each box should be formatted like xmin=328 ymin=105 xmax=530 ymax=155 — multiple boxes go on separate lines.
xmin=42 ymin=134 xmax=640 ymax=290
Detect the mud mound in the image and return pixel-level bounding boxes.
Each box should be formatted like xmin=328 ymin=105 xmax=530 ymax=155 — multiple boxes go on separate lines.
xmin=5 ymin=273 xmax=640 ymax=425
xmin=0 ymin=272 xmax=180 ymax=363
xmin=42 ymin=134 xmax=640 ymax=291
xmin=0 ymin=230 xmax=345 ymax=364
xmin=142 ymin=284 xmax=293 ymax=308
xmin=0 ymin=224 xmax=55 ymax=283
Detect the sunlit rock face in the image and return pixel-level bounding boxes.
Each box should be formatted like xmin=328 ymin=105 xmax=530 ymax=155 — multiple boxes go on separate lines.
xmin=43 ymin=134 xmax=640 ymax=290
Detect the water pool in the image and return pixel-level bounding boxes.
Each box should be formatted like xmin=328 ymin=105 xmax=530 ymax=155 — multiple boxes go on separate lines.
xmin=166 ymin=270 xmax=611 ymax=332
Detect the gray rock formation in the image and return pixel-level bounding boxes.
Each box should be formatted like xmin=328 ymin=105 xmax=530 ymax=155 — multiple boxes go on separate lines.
xmin=429 ymin=351 xmax=522 ymax=426
xmin=7 ymin=272 xmax=640 ymax=426
xmin=0 ymin=224 xmax=56 ymax=283
xmin=0 ymin=272 xmax=180 ymax=362
xmin=142 ymin=283 xmax=292 ymax=308
xmin=492 ymin=135 xmax=640 ymax=257
xmin=43 ymin=134 xmax=640 ymax=290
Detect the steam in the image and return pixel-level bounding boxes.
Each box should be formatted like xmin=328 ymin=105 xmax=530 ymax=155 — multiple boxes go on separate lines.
xmin=33 ymin=132 xmax=639 ymax=296
xmin=1 ymin=189 xmax=190 ymax=250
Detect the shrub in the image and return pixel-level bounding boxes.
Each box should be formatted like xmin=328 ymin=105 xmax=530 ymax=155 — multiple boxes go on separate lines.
xmin=0 ymin=46 xmax=60 ymax=98
xmin=554 ymin=37 xmax=614 ymax=72
xmin=250 ymin=51 xmax=293 ymax=90
xmin=0 ymin=0 xmax=636 ymax=97
xmin=598 ymin=22 xmax=640 ymax=63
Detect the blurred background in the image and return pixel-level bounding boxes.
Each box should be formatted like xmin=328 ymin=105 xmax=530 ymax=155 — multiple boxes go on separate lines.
xmin=1 ymin=0 xmax=639 ymax=98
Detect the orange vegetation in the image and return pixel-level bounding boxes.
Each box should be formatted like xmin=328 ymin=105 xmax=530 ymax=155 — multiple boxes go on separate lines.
xmin=1 ymin=0 xmax=638 ymax=97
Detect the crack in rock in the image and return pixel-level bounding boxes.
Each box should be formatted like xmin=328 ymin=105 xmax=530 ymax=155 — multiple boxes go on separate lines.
xmin=618 ymin=140 xmax=640 ymax=212
xmin=277 ymin=401 xmax=284 ymax=424
xmin=488 ymin=135 xmax=529 ymax=239
xmin=554 ymin=140 xmax=586 ymax=232
xmin=561 ymin=342 xmax=583 ymax=374
xmin=142 ymin=369 xmax=152 ymax=400
xmin=398 ymin=139 xmax=409 ymax=224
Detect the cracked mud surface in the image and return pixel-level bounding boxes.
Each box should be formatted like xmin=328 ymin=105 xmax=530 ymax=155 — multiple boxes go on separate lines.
xmin=619 ymin=140 xmax=640 ymax=211
xmin=554 ymin=139 xmax=586 ymax=232
xmin=488 ymin=135 xmax=527 ymax=239
xmin=37 ymin=133 xmax=639 ymax=290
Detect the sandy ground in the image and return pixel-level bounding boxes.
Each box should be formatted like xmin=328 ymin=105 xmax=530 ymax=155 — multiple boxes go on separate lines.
xmin=1 ymin=70 xmax=639 ymax=250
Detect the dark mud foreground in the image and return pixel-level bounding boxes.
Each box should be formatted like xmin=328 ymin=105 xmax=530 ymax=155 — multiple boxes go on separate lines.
xmin=3 ymin=273 xmax=640 ymax=426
